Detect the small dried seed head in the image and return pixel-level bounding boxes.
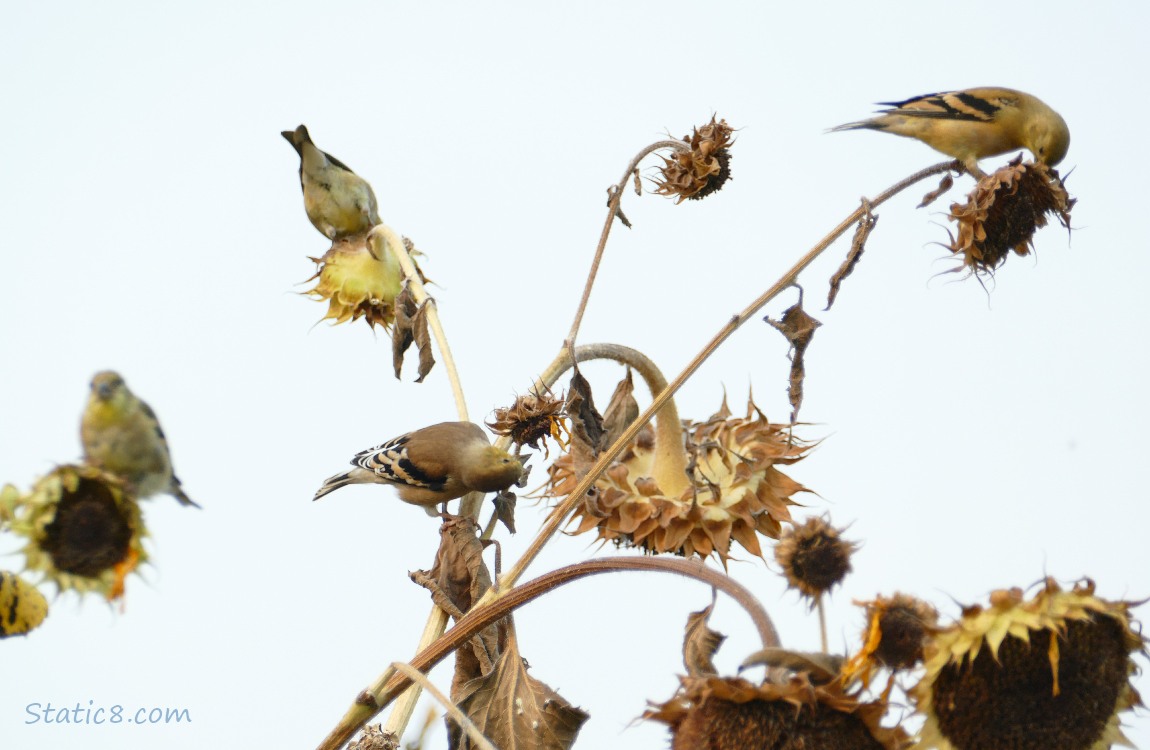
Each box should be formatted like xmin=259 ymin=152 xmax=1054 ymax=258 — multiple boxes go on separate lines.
xmin=843 ymin=593 xmax=940 ymax=687
xmin=654 ymin=116 xmax=735 ymax=203
xmin=487 ymin=389 xmax=567 ymax=451
xmin=911 ymin=578 xmax=1145 ymax=750
xmin=774 ymin=515 xmax=857 ymax=600
xmin=946 ymin=156 xmax=1074 ymax=274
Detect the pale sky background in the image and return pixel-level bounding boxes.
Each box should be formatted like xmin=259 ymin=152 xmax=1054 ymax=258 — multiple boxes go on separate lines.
xmin=2 ymin=2 xmax=1148 ymax=749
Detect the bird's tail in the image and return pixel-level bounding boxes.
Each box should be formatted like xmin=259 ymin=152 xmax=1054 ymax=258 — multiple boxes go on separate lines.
xmin=313 ymin=471 xmax=357 ymax=501
xmin=172 ymin=480 xmax=201 ymax=509
xmin=827 ymin=119 xmax=885 ymax=133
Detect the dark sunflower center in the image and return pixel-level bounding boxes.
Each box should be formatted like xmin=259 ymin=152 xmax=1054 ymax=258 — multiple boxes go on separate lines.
xmin=673 ymin=697 xmax=886 ymax=750
xmin=931 ymin=616 xmax=1129 ymax=750
xmin=41 ymin=479 xmax=132 ymax=577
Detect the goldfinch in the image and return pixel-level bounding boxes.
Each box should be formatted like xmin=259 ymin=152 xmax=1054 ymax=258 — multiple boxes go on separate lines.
xmin=313 ymin=421 xmax=523 ymax=513
xmin=80 ymin=371 xmax=200 ymax=508
xmin=282 ymin=124 xmax=381 ymax=240
xmin=831 ymin=87 xmax=1069 ymax=174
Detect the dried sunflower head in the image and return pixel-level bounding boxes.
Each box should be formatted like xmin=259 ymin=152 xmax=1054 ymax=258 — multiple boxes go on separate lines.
xmin=303 ymin=232 xmax=413 ymax=329
xmin=911 ymin=578 xmax=1145 ymax=750
xmin=843 ymin=593 xmax=939 ymax=688
xmin=946 ymin=156 xmax=1074 ymax=274
xmin=0 ymin=571 xmax=49 ymax=637
xmin=487 ymin=389 xmax=567 ymax=452
xmin=774 ymin=515 xmax=856 ymax=601
xmin=646 ymin=673 xmax=907 ymax=750
xmin=7 ymin=465 xmax=148 ymax=601
xmin=544 ymin=395 xmax=811 ymax=566
xmin=654 ymin=116 xmax=735 ymax=203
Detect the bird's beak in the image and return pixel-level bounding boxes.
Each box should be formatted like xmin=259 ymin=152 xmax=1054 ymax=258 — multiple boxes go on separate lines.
xmin=96 ymin=383 xmax=115 ymax=400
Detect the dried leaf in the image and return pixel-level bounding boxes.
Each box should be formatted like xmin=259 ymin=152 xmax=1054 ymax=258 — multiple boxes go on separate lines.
xmin=765 ymin=300 xmax=822 ymax=423
xmin=453 ymin=626 xmax=588 ymax=750
xmin=492 ymin=490 xmax=518 ymax=535
xmin=565 ymin=369 xmax=606 ymax=480
xmin=683 ymin=595 xmax=726 ymax=677
xmin=412 ymin=300 xmax=435 ymax=382
xmin=601 ymin=369 xmax=640 ymax=450
xmin=607 ymin=185 xmax=632 ymax=229
xmin=410 ymin=517 xmax=501 ymax=692
xmin=826 ymin=202 xmax=878 ymax=311
xmin=918 ymin=172 xmax=955 ymax=208
xmin=391 ymin=286 xmax=418 ymax=380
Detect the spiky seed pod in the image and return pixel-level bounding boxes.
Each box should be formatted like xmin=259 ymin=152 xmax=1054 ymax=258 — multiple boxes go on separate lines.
xmin=911 ymin=578 xmax=1145 ymax=750
xmin=487 ymin=390 xmax=567 ymax=452
xmin=654 ymin=116 xmax=735 ymax=203
xmin=774 ymin=515 xmax=857 ymax=601
xmin=946 ymin=156 xmax=1074 ymax=274
xmin=843 ymin=593 xmax=939 ymax=688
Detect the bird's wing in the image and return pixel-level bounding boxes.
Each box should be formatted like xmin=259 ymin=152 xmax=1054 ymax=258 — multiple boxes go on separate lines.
xmin=876 ymin=90 xmax=1013 ymax=123
xmin=321 ymin=149 xmax=356 ymax=174
xmin=352 ymin=436 xmax=447 ymax=491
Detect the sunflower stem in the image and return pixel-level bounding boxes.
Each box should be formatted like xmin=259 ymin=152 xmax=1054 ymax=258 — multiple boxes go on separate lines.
xmin=816 ymin=594 xmax=828 ymax=653
xmin=369 ymin=224 xmax=470 ymax=740
xmin=501 ymin=160 xmax=959 ymax=591
xmin=371 ymin=224 xmax=469 ymax=422
xmin=563 ymin=140 xmax=690 ymax=364
xmin=315 ymin=556 xmax=780 ymax=750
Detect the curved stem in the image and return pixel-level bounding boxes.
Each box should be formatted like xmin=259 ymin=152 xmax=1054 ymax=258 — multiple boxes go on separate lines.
xmin=533 ymin=342 xmax=689 ymax=495
xmin=564 ymin=139 xmax=691 ymax=362
xmin=502 ymin=160 xmax=958 ymax=591
xmin=316 ymin=556 xmax=780 ymax=750
xmin=370 ymin=224 xmax=469 ymax=421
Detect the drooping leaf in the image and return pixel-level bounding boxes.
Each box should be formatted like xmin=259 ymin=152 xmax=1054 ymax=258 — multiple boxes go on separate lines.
xmin=683 ymin=595 xmax=726 ymax=677
xmin=454 ymin=625 xmax=588 ymax=750
xmin=826 ymin=202 xmax=878 ymax=311
xmin=765 ymin=299 xmax=822 ymax=423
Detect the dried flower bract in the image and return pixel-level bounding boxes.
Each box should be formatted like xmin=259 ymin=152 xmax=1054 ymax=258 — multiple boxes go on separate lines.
xmin=655 ymin=116 xmax=735 ymax=203
xmin=947 ymin=156 xmax=1074 ymax=273
xmin=911 ymin=578 xmax=1145 ymax=750
xmin=544 ymin=395 xmax=811 ymax=565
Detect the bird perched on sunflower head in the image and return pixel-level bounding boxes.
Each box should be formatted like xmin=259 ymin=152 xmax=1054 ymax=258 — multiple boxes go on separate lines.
xmin=81 ymin=370 xmax=200 ymax=508
xmin=831 ymin=87 xmax=1069 ymax=176
xmin=282 ymin=124 xmax=381 ymax=240
xmin=314 ymin=421 xmax=524 ymax=515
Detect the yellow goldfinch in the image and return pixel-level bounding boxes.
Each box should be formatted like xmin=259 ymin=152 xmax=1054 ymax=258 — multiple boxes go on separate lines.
xmin=831 ymin=87 xmax=1069 ymax=174
xmin=313 ymin=421 xmax=523 ymax=513
xmin=80 ymin=371 xmax=200 ymax=508
xmin=282 ymin=124 xmax=381 ymax=240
